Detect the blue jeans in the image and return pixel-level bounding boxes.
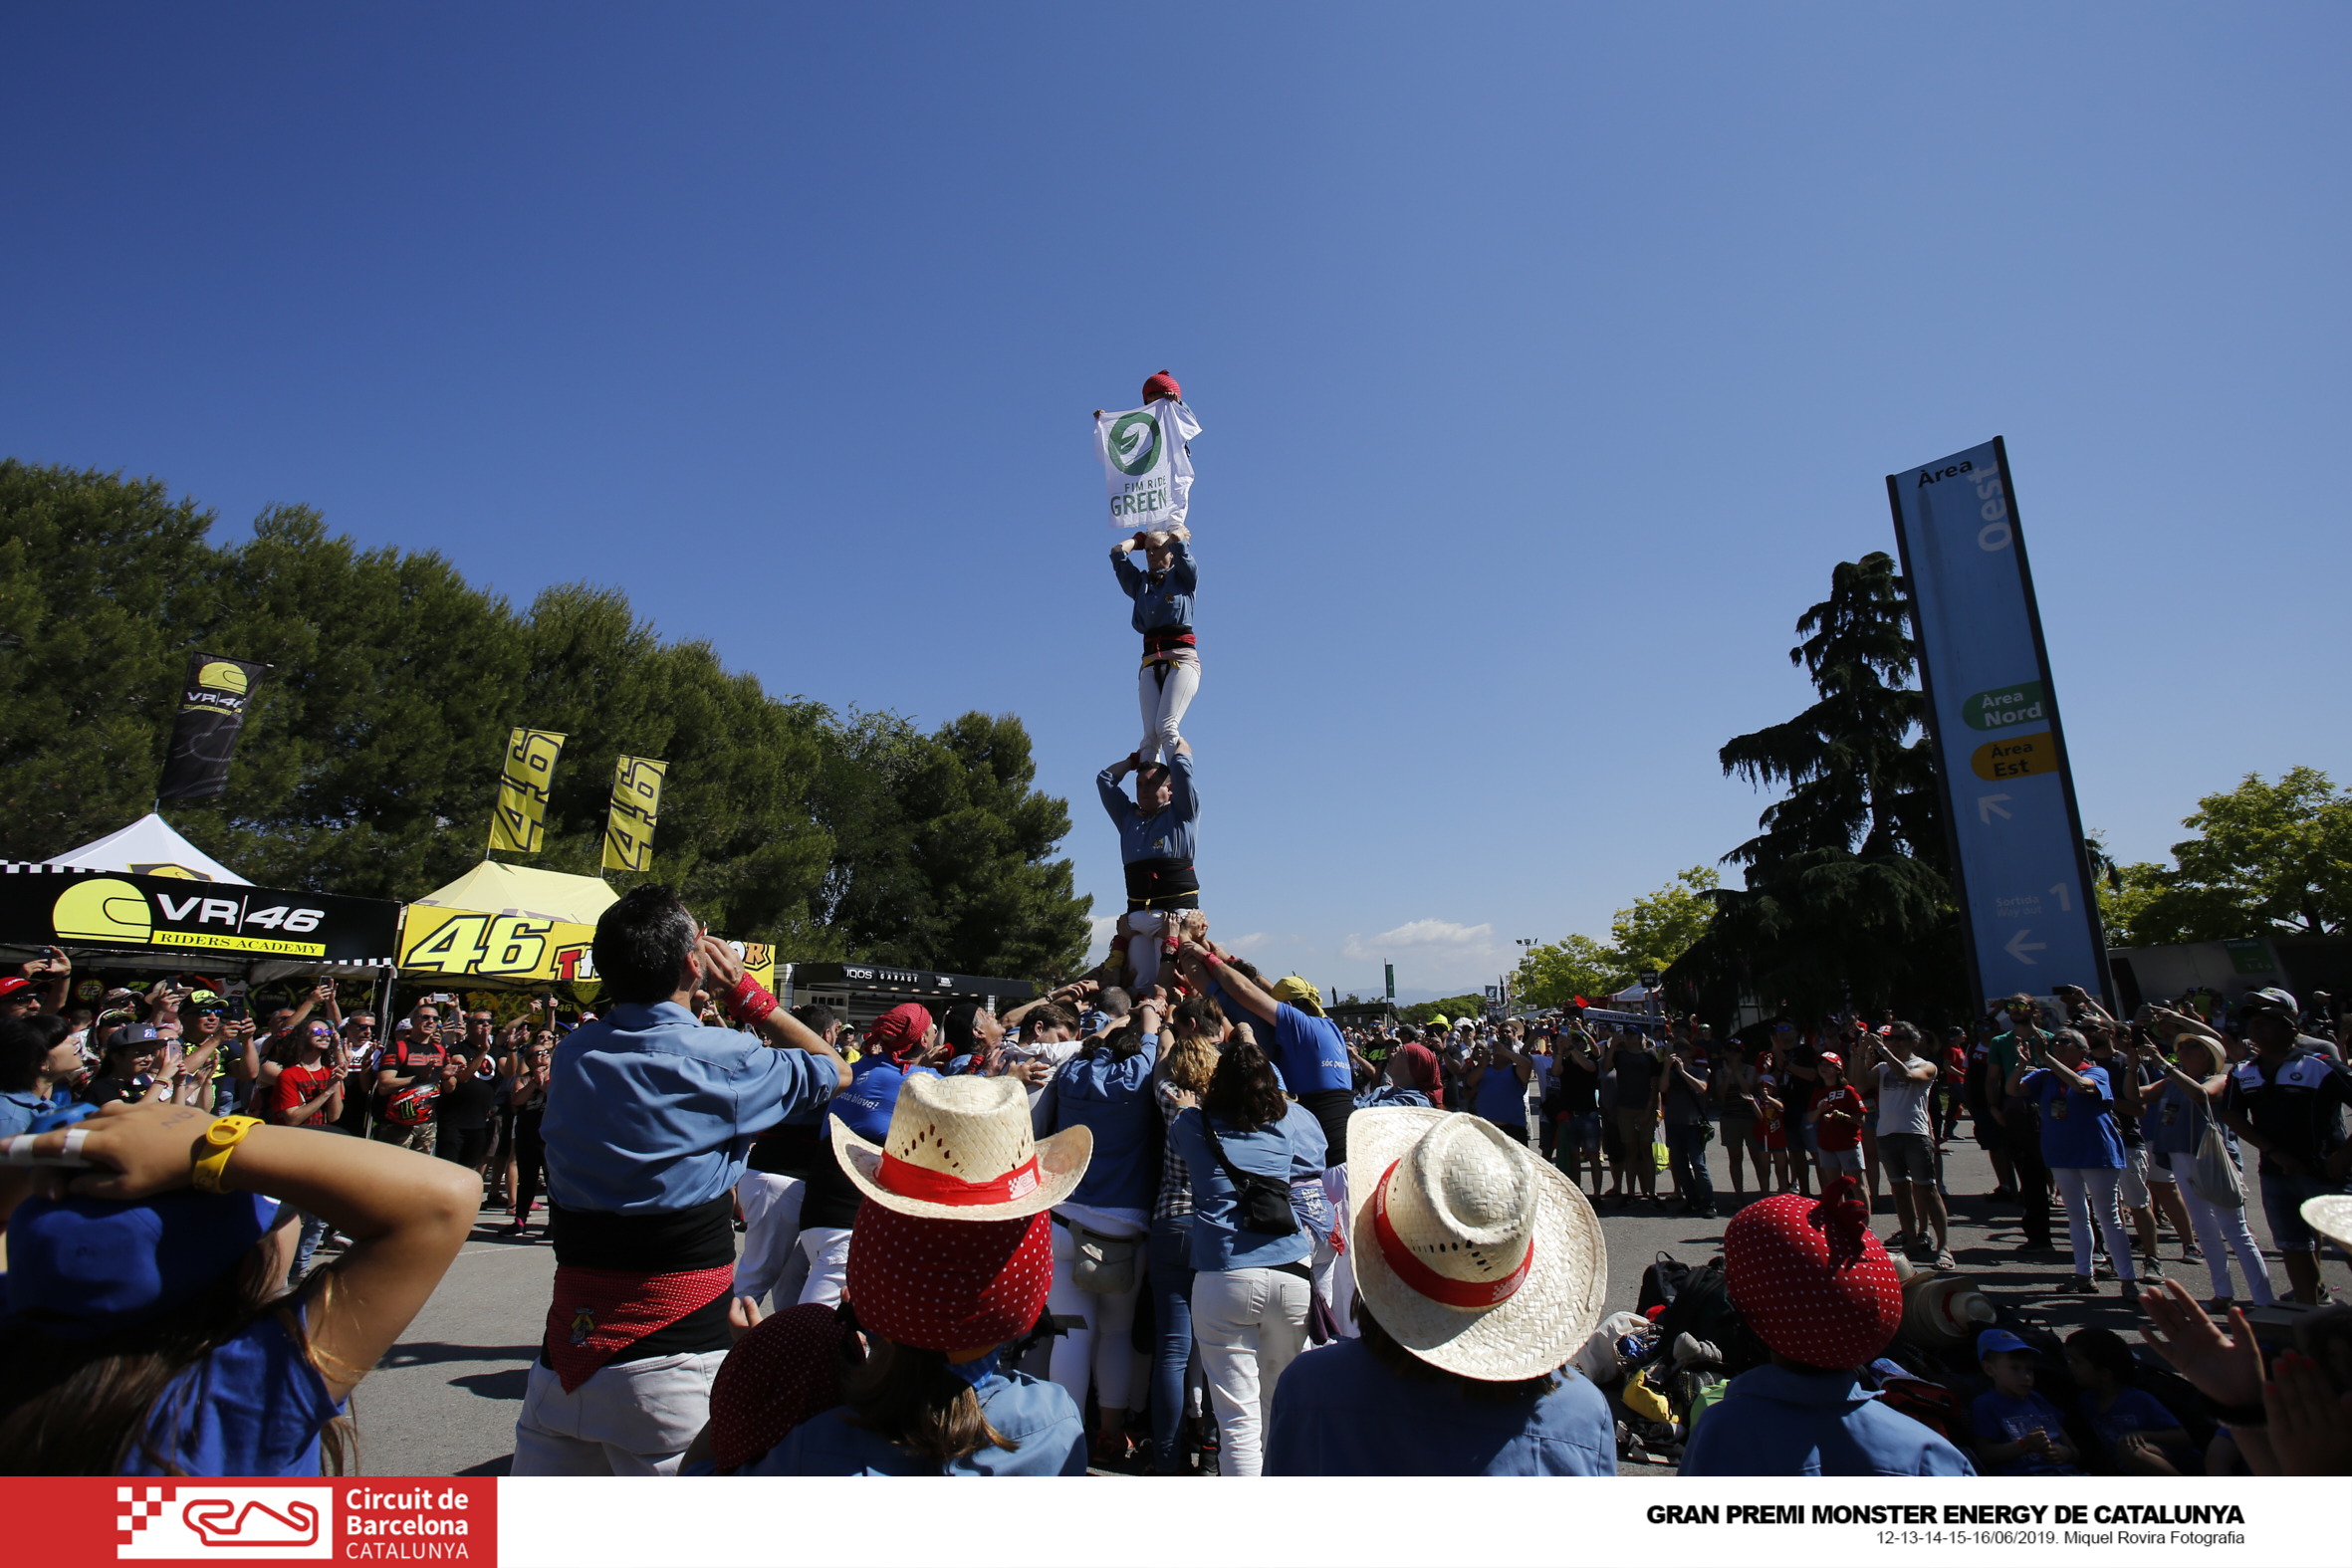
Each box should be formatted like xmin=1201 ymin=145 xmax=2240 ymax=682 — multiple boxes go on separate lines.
xmin=1147 ymin=1215 xmax=1197 ymax=1470
xmin=1664 ymin=1122 xmax=1715 ymax=1213
xmin=291 ymin=1211 xmax=330 ymax=1286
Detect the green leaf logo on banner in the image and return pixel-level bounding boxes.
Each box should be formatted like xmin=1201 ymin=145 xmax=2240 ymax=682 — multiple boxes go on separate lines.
xmin=1108 ymin=411 xmax=1160 ymax=477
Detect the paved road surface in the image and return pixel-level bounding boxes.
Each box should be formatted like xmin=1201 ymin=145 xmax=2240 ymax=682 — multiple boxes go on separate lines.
xmin=350 ymin=1132 xmax=2349 ymax=1475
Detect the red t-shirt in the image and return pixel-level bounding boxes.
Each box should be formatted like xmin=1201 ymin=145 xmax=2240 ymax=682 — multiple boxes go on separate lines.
xmin=1810 ymin=1083 xmax=1867 ymax=1150
xmin=271 ymin=1060 xmax=338 ymax=1127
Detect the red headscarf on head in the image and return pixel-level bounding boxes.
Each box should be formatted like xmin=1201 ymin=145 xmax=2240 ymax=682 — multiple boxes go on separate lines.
xmin=1141 ymin=369 xmax=1181 ymax=403
xmin=1395 ymin=1040 xmax=1443 ymax=1101
xmin=1722 ymin=1176 xmax=1902 ymax=1370
xmin=864 ymin=1003 xmax=933 ymax=1065
xmin=846 ymin=1207 xmax=1054 ymax=1353
xmin=706 ymin=1301 xmax=863 ymax=1473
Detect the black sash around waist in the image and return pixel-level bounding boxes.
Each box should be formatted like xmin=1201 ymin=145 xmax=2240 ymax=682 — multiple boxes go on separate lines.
xmin=548 ymin=1193 xmax=737 ymax=1273
xmin=1124 ymin=857 xmax=1200 ymax=911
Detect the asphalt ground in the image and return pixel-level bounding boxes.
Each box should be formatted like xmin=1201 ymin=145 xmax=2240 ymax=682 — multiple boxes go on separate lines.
xmin=348 ymin=1120 xmax=2350 ymax=1476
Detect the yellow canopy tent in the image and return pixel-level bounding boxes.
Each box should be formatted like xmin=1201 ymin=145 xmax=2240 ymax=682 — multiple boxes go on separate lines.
xmin=397 ymin=861 xmax=771 ymax=993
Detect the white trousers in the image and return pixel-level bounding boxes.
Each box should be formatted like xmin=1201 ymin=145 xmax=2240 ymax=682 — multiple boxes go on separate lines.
xmin=732 ymin=1171 xmax=808 ymax=1309
xmin=1048 ymin=1223 xmax=1145 ymax=1414
xmin=1137 ymin=659 xmax=1200 ymax=768
xmin=1311 ymin=1166 xmax=1358 ymax=1339
xmin=1191 ymin=1266 xmax=1310 ymax=1478
xmin=1123 ymin=909 xmax=1189 ymax=997
xmin=2166 ymin=1150 xmax=2276 ymax=1303
xmin=2053 ymin=1167 xmax=2135 ymax=1281
xmin=512 ymin=1349 xmax=726 ymax=1475
xmin=794 ymin=1225 xmax=853 ymax=1307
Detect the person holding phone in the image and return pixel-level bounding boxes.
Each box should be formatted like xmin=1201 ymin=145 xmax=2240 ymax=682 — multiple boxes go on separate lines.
xmin=2007 ymin=1024 xmax=2136 ymax=1296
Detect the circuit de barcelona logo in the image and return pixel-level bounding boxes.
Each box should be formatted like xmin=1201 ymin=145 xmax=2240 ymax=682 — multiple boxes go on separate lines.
xmin=1106 ymin=410 xmax=1161 ymax=476
xmin=118 ymin=1484 xmax=334 ymax=1558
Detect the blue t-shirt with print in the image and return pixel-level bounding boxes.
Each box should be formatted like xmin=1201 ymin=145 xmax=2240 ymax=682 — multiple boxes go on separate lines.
xmin=2023 ymin=1065 xmax=2125 ymax=1170
xmin=2145 ymin=1078 xmax=2213 ymax=1159
xmin=829 ymin=1055 xmax=939 ymax=1143
xmin=1970 ymin=1389 xmax=2079 ymax=1475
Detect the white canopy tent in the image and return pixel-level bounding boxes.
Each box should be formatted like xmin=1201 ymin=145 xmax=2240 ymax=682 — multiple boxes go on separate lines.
xmin=49 ymin=812 xmax=250 ymax=885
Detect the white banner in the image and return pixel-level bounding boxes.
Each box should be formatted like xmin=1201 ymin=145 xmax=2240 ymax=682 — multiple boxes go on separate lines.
xmin=1093 ymin=400 xmax=1201 ymax=531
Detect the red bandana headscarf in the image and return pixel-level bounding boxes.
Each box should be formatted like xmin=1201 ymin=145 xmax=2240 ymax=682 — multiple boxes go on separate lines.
xmin=845 ymin=1206 xmax=1053 ymax=1353
xmin=1141 ymin=369 xmax=1181 ymax=403
xmin=1723 ymin=1176 xmax=1902 ymax=1370
xmin=864 ymin=1003 xmax=933 ymax=1065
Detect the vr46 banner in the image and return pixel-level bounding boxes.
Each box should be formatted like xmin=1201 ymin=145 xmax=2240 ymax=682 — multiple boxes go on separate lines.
xmin=156 ymin=652 xmax=268 ymax=802
xmin=1093 ymin=399 xmax=1201 ymax=532
xmin=0 ymin=865 xmax=403 ymax=967
xmin=487 ymin=730 xmax=566 ymax=855
xmin=601 ymin=756 xmax=668 ymax=873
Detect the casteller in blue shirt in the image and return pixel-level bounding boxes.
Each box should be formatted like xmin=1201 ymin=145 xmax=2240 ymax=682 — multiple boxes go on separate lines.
xmin=1679 ymin=1364 xmax=1977 ymax=1475
xmin=1265 ymin=1336 xmax=1616 ymax=1475
xmin=543 ymin=1000 xmax=840 ymax=1214
xmin=746 ymin=1369 xmax=1086 ymax=1475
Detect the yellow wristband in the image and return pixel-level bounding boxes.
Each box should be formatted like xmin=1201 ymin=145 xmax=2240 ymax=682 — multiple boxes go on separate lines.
xmin=191 ymin=1115 xmax=263 ymax=1194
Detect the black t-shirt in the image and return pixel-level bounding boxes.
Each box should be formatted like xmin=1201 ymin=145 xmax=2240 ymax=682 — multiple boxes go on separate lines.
xmin=1612 ymin=1045 xmax=1656 ymax=1106
xmin=81 ymin=1075 xmax=148 ymax=1107
xmin=746 ymin=1116 xmax=826 ymax=1179
xmin=1548 ymin=1054 xmax=1600 ymax=1117
xmin=2226 ymin=1049 xmax=2352 ymax=1177
xmin=436 ymin=1070 xmax=499 ymax=1131
xmin=375 ymin=1038 xmax=447 ymax=1109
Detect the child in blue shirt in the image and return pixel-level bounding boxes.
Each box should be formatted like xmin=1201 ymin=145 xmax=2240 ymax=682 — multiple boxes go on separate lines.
xmin=1970 ymin=1329 xmax=2081 ymax=1475
xmin=2064 ymin=1326 xmax=2195 ymax=1474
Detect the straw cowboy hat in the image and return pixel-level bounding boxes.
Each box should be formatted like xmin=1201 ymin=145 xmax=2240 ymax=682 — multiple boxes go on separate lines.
xmin=2302 ymin=1194 xmax=2352 ymax=1254
xmin=1345 ymin=1107 xmax=1607 ymax=1381
xmin=832 ymin=1072 xmax=1091 ymax=1222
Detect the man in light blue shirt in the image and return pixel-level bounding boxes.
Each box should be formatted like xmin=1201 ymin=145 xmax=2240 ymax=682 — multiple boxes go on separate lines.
xmin=516 ymin=886 xmax=847 ymax=1476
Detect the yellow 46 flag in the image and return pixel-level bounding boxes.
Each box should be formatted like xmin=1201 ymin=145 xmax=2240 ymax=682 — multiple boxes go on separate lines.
xmin=602 ymin=755 xmax=668 ymax=872
xmin=488 ymin=729 xmax=567 ymax=854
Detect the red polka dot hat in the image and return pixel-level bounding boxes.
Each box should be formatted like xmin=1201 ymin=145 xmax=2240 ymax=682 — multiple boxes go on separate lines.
xmin=1723 ymin=1176 xmax=1903 ymax=1370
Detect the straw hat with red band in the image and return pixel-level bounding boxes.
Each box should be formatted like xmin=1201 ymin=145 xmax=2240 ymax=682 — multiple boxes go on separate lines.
xmin=1723 ymin=1177 xmax=1903 ymax=1369
xmin=1343 ymin=1107 xmax=1606 ymax=1382
xmin=831 ymin=1072 xmax=1091 ymax=1222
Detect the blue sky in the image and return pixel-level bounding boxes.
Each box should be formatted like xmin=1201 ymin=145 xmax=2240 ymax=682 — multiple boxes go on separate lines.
xmin=5 ymin=6 xmax=2345 ymax=999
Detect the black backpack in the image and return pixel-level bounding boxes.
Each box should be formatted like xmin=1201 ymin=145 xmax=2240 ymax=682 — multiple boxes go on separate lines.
xmin=1652 ymin=1254 xmax=1769 ymax=1375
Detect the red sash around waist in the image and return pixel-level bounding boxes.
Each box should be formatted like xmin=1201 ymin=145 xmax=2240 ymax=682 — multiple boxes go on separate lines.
xmin=544 ymin=1263 xmax=734 ymax=1392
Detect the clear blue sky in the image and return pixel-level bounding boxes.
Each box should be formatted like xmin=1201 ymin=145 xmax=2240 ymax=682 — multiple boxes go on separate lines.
xmin=6 ymin=6 xmax=2345 ymax=1000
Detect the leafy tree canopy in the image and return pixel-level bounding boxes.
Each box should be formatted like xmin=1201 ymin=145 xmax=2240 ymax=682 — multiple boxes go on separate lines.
xmin=0 ymin=460 xmax=1090 ymax=978
xmin=1401 ymin=994 xmax=1488 ymax=1028
xmin=1513 ymin=867 xmax=1720 ymax=1009
xmin=2100 ymin=769 xmax=2351 ymax=946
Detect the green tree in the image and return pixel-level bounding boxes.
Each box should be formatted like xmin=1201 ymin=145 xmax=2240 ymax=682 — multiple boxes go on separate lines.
xmin=1512 ymin=933 xmax=1622 ymax=1010
xmin=1669 ymin=553 xmax=1963 ymax=1019
xmin=813 ymin=709 xmax=1091 ymax=979
xmin=1402 ymin=994 xmax=1487 ymax=1028
xmin=0 ymin=459 xmax=1093 ymax=981
xmin=1609 ymin=866 xmax=1720 ymax=978
xmin=2099 ymin=770 xmax=2351 ymax=945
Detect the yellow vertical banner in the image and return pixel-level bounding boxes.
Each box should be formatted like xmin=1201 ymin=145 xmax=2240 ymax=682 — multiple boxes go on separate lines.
xmin=601 ymin=755 xmax=668 ymax=872
xmin=487 ymin=728 xmax=567 ymax=854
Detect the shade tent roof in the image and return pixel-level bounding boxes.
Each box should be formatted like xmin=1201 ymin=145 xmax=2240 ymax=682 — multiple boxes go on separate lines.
xmin=412 ymin=860 xmax=617 ymax=925
xmin=49 ymin=813 xmax=250 ymax=885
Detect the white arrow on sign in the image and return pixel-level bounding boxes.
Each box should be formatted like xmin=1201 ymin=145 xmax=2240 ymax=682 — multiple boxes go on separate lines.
xmin=2004 ymin=928 xmax=2048 ymax=964
xmin=1980 ymin=794 xmax=2013 ymax=823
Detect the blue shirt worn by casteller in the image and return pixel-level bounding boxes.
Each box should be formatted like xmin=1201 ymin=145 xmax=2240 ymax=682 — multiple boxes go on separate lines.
xmin=829 ymin=1054 xmax=938 ymax=1144
xmin=1266 ymin=1337 xmax=1616 ymax=1476
xmin=1678 ymin=1364 xmax=1977 ymax=1476
xmin=1098 ymin=749 xmax=1199 ymax=866
xmin=1204 ymin=983 xmax=1352 ymax=1097
xmin=1110 ymin=537 xmax=1197 ymax=634
xmin=543 ymin=1000 xmax=839 ymax=1214
xmin=746 ymin=1369 xmax=1086 ymax=1475
xmin=1168 ymin=1102 xmax=1326 ymax=1272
